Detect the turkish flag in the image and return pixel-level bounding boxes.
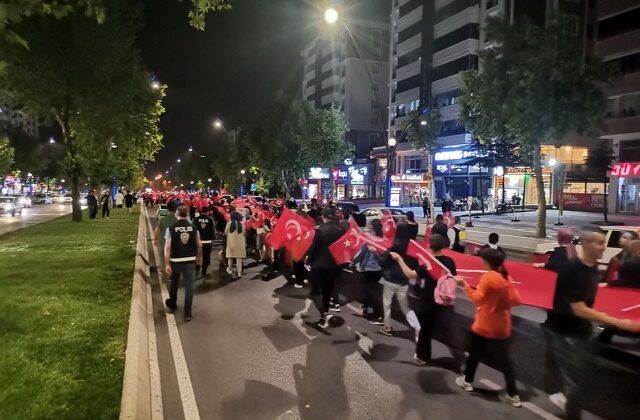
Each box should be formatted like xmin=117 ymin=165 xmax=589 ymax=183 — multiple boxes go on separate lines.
xmin=407 ymin=240 xmax=450 ymax=280
xmin=266 ymin=208 xmax=314 ymax=249
xmin=380 ymin=211 xmax=397 ymax=241
xmin=233 ymin=198 xmax=245 ymax=209
xmin=329 ymin=218 xmax=362 ymax=265
xmin=358 ymin=232 xmax=392 ymax=252
xmin=289 ymin=229 xmax=315 ymax=262
xmin=244 ymin=219 xmax=254 ymax=231
xmin=443 ymin=211 xmax=455 ymax=228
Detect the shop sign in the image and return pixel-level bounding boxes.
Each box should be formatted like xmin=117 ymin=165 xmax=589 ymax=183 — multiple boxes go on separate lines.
xmin=435 ymin=164 xmax=449 ymax=174
xmin=348 ymin=166 xmax=368 ymax=185
xmin=332 ymin=168 xmax=348 ymax=181
xmin=434 ymin=149 xmax=479 ymax=162
xmin=560 ymin=193 xmax=605 ymax=211
xmin=390 ymin=187 xmax=401 ymax=207
xmin=309 ymin=167 xmax=330 ymax=179
xmin=507 ymin=167 xmax=552 ymax=175
xmin=611 ymin=162 xmax=640 ymax=177
xmin=450 ymin=164 xmax=467 ymax=174
xmin=392 ymin=173 xmax=426 ymax=182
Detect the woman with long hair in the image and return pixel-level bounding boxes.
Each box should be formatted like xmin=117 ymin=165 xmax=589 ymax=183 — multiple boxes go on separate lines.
xmin=225 ymin=211 xmax=246 ymax=279
xmin=351 ymin=219 xmax=385 ymax=323
xmin=454 ymin=248 xmax=523 ymax=407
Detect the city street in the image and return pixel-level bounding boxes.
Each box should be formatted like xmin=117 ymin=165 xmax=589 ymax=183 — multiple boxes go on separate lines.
xmin=0 ymin=203 xmax=73 ymax=237
xmin=144 ymin=211 xmax=639 ymax=420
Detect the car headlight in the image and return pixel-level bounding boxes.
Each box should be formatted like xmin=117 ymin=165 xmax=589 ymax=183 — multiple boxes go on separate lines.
xmin=4 ymin=203 xmax=13 ymax=210
xmin=18 ymin=198 xmax=25 ymax=204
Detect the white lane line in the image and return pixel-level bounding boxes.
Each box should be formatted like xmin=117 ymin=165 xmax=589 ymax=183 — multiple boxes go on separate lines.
xmin=480 ymin=379 xmax=560 ymax=420
xmin=145 ymin=210 xmax=201 ymax=420
xmin=621 ymin=303 xmax=640 ymax=312
xmin=146 ymin=281 xmax=164 ymax=420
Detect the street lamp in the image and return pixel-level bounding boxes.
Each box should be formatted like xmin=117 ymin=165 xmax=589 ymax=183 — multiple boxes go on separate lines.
xmin=151 ymin=81 xmax=160 ymax=90
xmin=207 ymin=178 xmax=212 ymax=182
xmin=111 ymin=142 xmax=118 ymax=149
xmin=388 ymin=138 xmax=397 ymax=147
xmin=213 ymin=119 xmax=224 ymax=130
xmin=324 ymin=8 xmax=338 ymax=24
xmin=177 ymin=158 xmax=181 ymax=163
xmin=48 ymin=137 xmax=56 ymax=144
xmin=240 ymin=169 xmax=246 ymax=175
xmin=420 ymin=120 xmax=427 ymax=126
xmin=188 ymin=145 xmax=193 ymax=152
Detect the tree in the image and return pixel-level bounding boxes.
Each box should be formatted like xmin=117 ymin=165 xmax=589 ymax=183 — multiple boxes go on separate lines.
xmin=402 ymin=108 xmax=441 ymax=220
xmin=0 ymin=1 xmax=164 ymax=221
xmin=585 ymin=140 xmax=615 ymax=224
xmin=243 ymin=95 xmax=351 ymax=199
xmin=459 ymin=15 xmax=610 ymax=237
xmin=0 ymin=137 xmax=14 ymax=175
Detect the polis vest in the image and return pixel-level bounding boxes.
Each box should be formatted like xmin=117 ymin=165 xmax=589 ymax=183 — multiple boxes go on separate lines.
xmin=169 ymin=219 xmax=198 ymax=263
xmin=195 ymin=215 xmax=214 ymax=243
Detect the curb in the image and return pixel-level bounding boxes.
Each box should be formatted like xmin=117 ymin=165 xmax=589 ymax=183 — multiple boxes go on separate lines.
xmin=119 ymin=209 xmax=163 ymax=420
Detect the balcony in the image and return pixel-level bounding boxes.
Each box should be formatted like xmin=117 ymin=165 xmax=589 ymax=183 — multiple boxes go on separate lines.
xmin=604 ymin=114 xmax=640 ymax=138
xmin=321 ymin=58 xmax=341 ymax=74
xmin=439 ymin=103 xmax=461 ymax=122
xmin=321 ymin=75 xmax=341 ymax=90
xmin=598 ymin=0 xmax=640 ymax=19
xmin=433 ymin=39 xmax=479 ymax=68
xmin=597 ymin=29 xmax=640 ymax=60
xmin=395 ymin=60 xmax=421 ymax=81
xmin=398 ymin=5 xmax=423 ymax=32
xmin=605 ymin=72 xmax=640 ymax=98
xmin=434 ymin=6 xmax=480 ymax=39
xmin=393 ymin=87 xmax=420 ymax=106
xmin=397 ymin=33 xmax=422 ymax=57
xmin=431 ymin=73 xmax=461 ymax=96
xmin=435 ymin=0 xmax=456 ymax=11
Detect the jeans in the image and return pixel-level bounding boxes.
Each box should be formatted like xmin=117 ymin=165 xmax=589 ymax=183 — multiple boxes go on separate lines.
xmin=293 ymin=260 xmax=305 ymax=285
xmin=380 ymin=279 xmax=420 ymax=330
xmin=310 ymin=267 xmax=339 ymax=317
xmin=201 ymin=244 xmax=212 ymax=275
xmin=543 ymin=325 xmax=589 ymax=420
xmin=167 ymin=263 xmax=195 ymax=317
xmin=464 ymin=332 xmax=518 ymax=397
xmin=415 ymin=303 xmax=442 ymax=361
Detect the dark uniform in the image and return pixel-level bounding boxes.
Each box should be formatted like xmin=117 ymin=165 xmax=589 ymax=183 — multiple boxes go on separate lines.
xmin=194 ymin=212 xmax=215 ymax=277
xmin=165 ymin=218 xmax=199 ymax=318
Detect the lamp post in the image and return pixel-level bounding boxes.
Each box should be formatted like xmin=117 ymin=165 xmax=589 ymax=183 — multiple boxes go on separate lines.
xmin=386 ymin=137 xmax=397 ymax=207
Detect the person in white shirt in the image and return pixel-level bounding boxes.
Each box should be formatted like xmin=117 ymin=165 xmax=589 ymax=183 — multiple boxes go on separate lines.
xmin=115 ymin=190 xmax=124 ymax=209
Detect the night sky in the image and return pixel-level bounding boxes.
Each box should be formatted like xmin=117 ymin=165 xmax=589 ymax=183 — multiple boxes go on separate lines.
xmin=139 ymin=0 xmax=389 ymax=177
xmin=139 ymin=0 xmax=319 ymax=175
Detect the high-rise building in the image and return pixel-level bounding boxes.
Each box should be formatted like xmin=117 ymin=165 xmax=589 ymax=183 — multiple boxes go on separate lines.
xmin=597 ymin=1 xmax=640 ymax=214
xmin=382 ymin=0 xmax=591 ymax=203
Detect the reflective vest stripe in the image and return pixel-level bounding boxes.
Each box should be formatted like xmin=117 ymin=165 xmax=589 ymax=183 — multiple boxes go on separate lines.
xmin=170 ymin=256 xmax=196 ymax=262
xmin=201 ymin=240 xmax=212 ymax=244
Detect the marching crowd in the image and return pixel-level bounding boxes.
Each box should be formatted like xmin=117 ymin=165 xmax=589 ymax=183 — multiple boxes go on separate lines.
xmin=150 ymin=190 xmax=640 ymax=419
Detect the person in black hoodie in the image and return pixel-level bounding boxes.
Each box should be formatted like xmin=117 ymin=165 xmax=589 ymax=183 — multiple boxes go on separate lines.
xmin=306 ymin=207 xmax=346 ymax=328
xmin=376 ymin=222 xmax=421 ymax=338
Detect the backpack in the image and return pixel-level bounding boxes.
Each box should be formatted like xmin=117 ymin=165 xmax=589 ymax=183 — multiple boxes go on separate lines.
xmin=458 ymin=229 xmax=467 ymax=241
xmin=434 ymin=275 xmax=457 ymax=306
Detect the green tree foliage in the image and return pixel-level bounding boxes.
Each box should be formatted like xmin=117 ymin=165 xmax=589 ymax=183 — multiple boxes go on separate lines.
xmin=240 ymin=95 xmax=351 ymax=198
xmin=0 ymin=0 xmax=164 ymax=221
xmin=585 ymin=139 xmax=616 ymax=223
xmin=459 ymin=15 xmax=610 ymax=237
xmin=0 ymin=137 xmax=14 ymax=174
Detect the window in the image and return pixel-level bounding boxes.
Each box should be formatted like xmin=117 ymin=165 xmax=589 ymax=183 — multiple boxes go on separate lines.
xmin=396 ymin=74 xmax=421 ymax=93
xmin=399 ymin=0 xmax=422 ymax=16
xmin=396 ymin=104 xmax=406 ymax=118
xmin=436 ymin=0 xmax=477 ymax=22
xmin=598 ymin=6 xmax=640 ymax=40
xmin=398 ymin=48 xmax=421 ymax=67
xmin=606 ymin=52 xmax=640 ymax=76
xmin=432 ymin=55 xmax=478 ymax=81
xmin=398 ymin=21 xmax=422 ymax=43
xmin=433 ymin=24 xmax=480 ymax=52
xmin=434 ymin=89 xmax=462 ymax=108
xmin=406 ymin=156 xmax=423 ymax=173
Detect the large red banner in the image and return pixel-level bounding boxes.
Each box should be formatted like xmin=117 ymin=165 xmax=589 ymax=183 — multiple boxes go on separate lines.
xmin=559 ymin=193 xmax=605 ymax=212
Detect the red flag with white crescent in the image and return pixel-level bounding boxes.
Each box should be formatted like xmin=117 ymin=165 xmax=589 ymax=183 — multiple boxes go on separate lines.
xmin=289 ymin=229 xmax=316 ymax=261
xmin=380 ymin=210 xmax=397 ymax=241
xmin=358 ymin=232 xmax=392 ymax=252
xmin=329 ymin=218 xmax=362 ymax=265
xmin=407 ymin=240 xmax=450 ymax=280
xmin=443 ymin=211 xmax=455 ymax=229
xmin=266 ymin=208 xmax=314 ymax=249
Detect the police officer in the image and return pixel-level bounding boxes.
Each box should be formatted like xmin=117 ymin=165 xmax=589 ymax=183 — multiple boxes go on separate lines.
xmin=194 ymin=205 xmax=215 ymax=279
xmin=164 ymin=205 xmax=202 ymax=321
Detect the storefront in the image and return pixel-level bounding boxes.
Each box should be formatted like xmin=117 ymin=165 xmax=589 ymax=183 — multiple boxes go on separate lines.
xmin=390 ymin=173 xmax=431 ymax=206
xmin=610 ymin=162 xmax=640 ymax=214
xmin=492 ymin=167 xmax=552 ymax=205
xmin=332 ymin=164 xmax=374 ymax=200
xmin=432 ymin=147 xmax=491 ymax=200
xmin=307 ymin=167 xmax=331 ymax=201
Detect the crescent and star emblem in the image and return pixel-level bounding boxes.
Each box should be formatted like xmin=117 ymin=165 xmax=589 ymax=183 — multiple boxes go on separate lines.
xmin=285 ymin=219 xmax=302 ymax=240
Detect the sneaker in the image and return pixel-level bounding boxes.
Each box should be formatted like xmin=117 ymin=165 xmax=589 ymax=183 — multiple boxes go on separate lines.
xmin=303 ymin=279 xmax=309 ymax=284
xmin=226 ymin=267 xmax=234 ymax=276
xmin=293 ymin=284 xmax=304 ymax=289
xmin=164 ymin=299 xmax=176 ymax=313
xmin=413 ymin=353 xmax=427 ymax=366
xmin=549 ymin=392 xmax=566 ymax=413
xmin=369 ymin=317 xmax=384 ymax=326
xmin=318 ymin=314 xmax=334 ymax=329
xmin=185 ymin=315 xmax=192 ymax=322
xmin=379 ymin=326 xmax=393 ymax=336
xmin=291 ymin=274 xmax=296 ymax=279
xmin=500 ymin=394 xmax=522 ymax=408
xmin=455 ymin=376 xmax=474 ymax=392
xmin=330 ymin=303 xmax=341 ymax=312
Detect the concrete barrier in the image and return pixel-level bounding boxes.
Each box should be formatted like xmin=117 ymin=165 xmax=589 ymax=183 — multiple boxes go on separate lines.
xmin=119 ymin=209 xmax=162 ymax=420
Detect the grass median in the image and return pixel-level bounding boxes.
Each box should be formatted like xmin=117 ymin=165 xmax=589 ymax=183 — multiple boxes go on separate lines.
xmin=0 ymin=208 xmax=140 ymax=419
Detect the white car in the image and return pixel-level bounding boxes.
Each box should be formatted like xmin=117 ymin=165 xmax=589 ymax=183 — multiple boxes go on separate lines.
xmin=536 ymin=225 xmax=640 ymax=269
xmin=360 ymin=207 xmax=407 ymax=223
xmin=13 ymin=195 xmax=32 ymax=208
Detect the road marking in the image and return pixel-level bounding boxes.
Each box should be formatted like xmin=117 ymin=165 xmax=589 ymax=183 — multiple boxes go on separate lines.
xmin=146 ymin=281 xmax=164 ymax=420
xmin=480 ymin=379 xmax=560 ymax=419
xmin=621 ymin=303 xmax=640 ymax=312
xmin=145 ymin=210 xmax=201 ymax=420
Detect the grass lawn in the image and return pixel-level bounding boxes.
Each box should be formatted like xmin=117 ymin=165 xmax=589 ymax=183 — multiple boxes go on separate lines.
xmin=0 ymin=208 xmax=140 ymax=420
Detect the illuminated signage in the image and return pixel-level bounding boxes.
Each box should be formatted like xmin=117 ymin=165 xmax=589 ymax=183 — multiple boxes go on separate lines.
xmin=348 ymin=166 xmax=368 ymax=185
xmin=434 ymin=149 xmax=479 ymax=162
xmin=611 ymin=162 xmax=640 ymax=177
xmin=392 ymin=173 xmax=428 ymax=182
xmin=309 ymin=167 xmax=330 ymax=179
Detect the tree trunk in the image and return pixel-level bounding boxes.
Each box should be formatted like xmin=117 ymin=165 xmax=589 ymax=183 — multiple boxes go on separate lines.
xmin=427 ymin=151 xmax=435 ymax=223
xmin=281 ymin=170 xmax=290 ymax=199
xmin=57 ymin=105 xmax=82 ymax=222
xmin=532 ymin=146 xmax=547 ymax=238
xmin=501 ymin=174 xmax=506 ymax=204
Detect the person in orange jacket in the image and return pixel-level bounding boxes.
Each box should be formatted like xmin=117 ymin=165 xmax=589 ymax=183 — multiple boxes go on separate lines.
xmin=453 ymin=248 xmax=523 ymax=407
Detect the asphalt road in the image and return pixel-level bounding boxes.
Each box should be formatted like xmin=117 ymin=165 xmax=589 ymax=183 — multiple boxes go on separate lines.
xmin=146 ymin=211 xmax=640 ymax=420
xmin=0 ymin=203 xmax=73 ymax=237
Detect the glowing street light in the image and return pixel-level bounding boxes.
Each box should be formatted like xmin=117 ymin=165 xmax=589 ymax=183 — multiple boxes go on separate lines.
xmin=549 ymin=158 xmax=557 ymax=167
xmin=151 ymin=81 xmax=160 ymax=90
xmin=207 ymin=178 xmax=212 ymax=182
xmin=420 ymin=120 xmax=427 ymax=126
xmin=240 ymin=169 xmax=246 ymax=175
xmin=213 ymin=119 xmax=224 ymax=129
xmin=190 ymin=181 xmax=194 ymax=185
xmin=324 ymin=8 xmax=338 ymax=24
xmin=61 ymin=179 xmax=66 ymax=183
xmin=388 ymin=138 xmax=397 ymax=147
xmin=177 ymin=158 xmax=181 ymax=163
xmin=111 ymin=142 xmax=118 ymax=149
xmin=188 ymin=145 xmax=193 ymax=152
xmin=48 ymin=137 xmax=56 ymax=144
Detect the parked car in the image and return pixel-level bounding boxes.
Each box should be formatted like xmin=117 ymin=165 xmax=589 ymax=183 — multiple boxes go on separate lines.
xmin=56 ymin=193 xmax=73 ymax=204
xmin=33 ymin=193 xmax=54 ymax=205
xmin=361 ymin=207 xmax=407 ymax=223
xmin=13 ymin=195 xmax=32 ymax=208
xmin=334 ymin=201 xmax=360 ymax=215
xmin=0 ymin=196 xmax=22 ymax=217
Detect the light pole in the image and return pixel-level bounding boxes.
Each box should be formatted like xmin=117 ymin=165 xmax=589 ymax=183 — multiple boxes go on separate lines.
xmin=240 ymin=169 xmax=246 ymax=196
xmin=386 ymin=137 xmax=396 ymax=207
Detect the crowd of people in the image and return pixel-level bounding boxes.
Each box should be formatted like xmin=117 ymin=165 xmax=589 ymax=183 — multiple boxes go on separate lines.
xmin=84 ymin=189 xmax=136 ymax=219
xmin=151 ymin=190 xmax=640 ymax=419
